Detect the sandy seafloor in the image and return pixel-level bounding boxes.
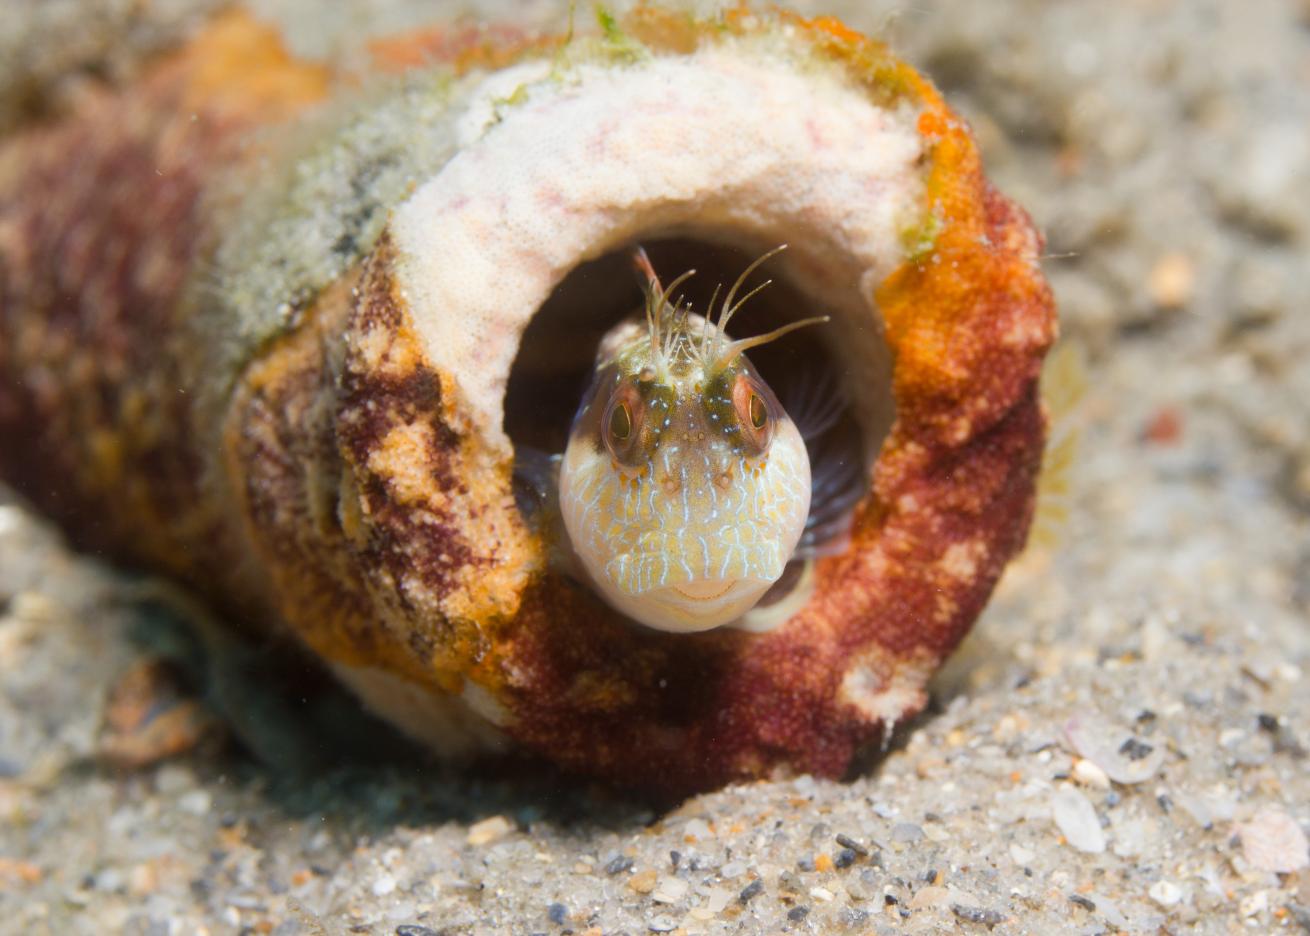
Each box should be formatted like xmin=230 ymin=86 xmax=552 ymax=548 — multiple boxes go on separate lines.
xmin=2 ymin=0 xmax=1308 ymax=933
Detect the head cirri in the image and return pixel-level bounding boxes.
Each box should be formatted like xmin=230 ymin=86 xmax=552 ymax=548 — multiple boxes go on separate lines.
xmin=559 ymin=246 xmax=826 ymax=633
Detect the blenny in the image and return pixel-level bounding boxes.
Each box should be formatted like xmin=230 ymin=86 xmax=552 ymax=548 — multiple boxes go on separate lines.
xmin=0 ymin=5 xmax=1057 ymax=795
xmin=557 ymin=245 xmax=829 ymax=633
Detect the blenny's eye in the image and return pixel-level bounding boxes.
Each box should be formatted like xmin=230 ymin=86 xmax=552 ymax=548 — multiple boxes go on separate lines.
xmin=602 ymin=382 xmax=645 ymax=467
xmin=732 ymin=373 xmax=777 ymax=455
xmin=609 ymin=401 xmax=632 ymax=440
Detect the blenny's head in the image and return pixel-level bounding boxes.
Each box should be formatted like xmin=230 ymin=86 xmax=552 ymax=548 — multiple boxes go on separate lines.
xmin=559 ymin=247 xmax=826 ymax=632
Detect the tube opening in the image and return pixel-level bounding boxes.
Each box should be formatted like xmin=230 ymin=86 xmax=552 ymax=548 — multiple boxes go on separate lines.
xmin=504 ymin=233 xmax=892 ymax=562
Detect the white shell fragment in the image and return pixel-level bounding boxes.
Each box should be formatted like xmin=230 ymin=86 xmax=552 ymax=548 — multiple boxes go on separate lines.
xmin=1063 ymin=714 xmax=1165 ymax=785
xmin=1051 ymin=786 xmax=1106 ymax=854
xmin=1148 ymin=880 xmax=1182 ymax=907
xmin=466 ymin=815 xmax=514 ymax=846
xmin=1236 ymin=808 xmax=1309 ymax=873
xmin=1072 ymin=757 xmax=1111 ymax=789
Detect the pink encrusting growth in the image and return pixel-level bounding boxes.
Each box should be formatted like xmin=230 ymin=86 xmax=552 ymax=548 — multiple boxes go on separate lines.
xmin=0 ymin=6 xmax=1055 ymax=796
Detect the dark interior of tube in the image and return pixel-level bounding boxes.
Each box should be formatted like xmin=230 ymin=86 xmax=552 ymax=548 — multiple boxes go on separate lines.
xmin=503 ymin=235 xmax=882 ymax=560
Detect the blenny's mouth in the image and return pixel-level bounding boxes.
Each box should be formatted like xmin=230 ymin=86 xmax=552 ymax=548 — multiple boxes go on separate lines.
xmin=672 ymin=579 xmax=739 ymax=602
xmin=645 ymin=578 xmax=768 ymax=632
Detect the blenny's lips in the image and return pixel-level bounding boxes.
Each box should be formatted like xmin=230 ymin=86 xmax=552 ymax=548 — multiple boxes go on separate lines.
xmin=632 ymin=577 xmax=773 ymax=632
xmin=672 ymin=579 xmax=740 ymax=602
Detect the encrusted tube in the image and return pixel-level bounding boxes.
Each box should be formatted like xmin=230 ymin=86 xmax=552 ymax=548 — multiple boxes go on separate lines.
xmin=0 ymin=7 xmax=1056 ymax=795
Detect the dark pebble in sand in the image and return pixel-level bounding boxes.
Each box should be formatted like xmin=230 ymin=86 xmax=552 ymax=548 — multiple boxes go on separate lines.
xmin=739 ymin=878 xmax=764 ymax=903
xmin=1118 ymin=738 xmax=1154 ymax=761
xmin=952 ymin=904 xmax=1007 ymax=926
xmin=835 ymin=833 xmax=869 ymax=856
xmin=605 ymin=856 xmax=634 ymax=875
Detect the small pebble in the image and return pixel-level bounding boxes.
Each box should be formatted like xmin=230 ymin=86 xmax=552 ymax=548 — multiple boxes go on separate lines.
xmin=604 ymin=856 xmax=633 ymax=875
xmin=787 ymin=906 xmax=810 ymax=921
xmin=1148 ymin=880 xmax=1182 ymax=907
xmin=952 ymin=904 xmax=1006 ymax=926
xmin=1073 ymin=758 xmax=1110 ymax=790
xmin=796 ymin=855 xmax=816 ymax=872
xmin=890 ymin=822 xmax=924 ymax=844
xmin=1091 ymin=893 xmax=1130 ymax=929
xmin=1239 ymin=890 xmax=1269 ymax=918
xmin=834 ymin=848 xmax=857 ymax=869
xmin=719 ymin=860 xmax=746 ymax=879
xmin=395 ymin=927 xmax=442 ymax=936
xmin=1237 ymin=808 xmax=1310 ymax=872
xmin=908 ymin=886 xmax=950 ymax=910
xmin=647 ymin=915 xmax=677 ymax=933
xmin=1052 ymin=787 xmax=1106 ymax=854
xmin=845 ymin=869 xmax=879 ymax=901
xmin=810 ymin=886 xmax=834 ymax=902
xmin=738 ymin=879 xmax=764 ymax=904
xmin=1175 ymin=791 xmax=1215 ymax=829
xmin=466 ymin=815 xmax=513 ymax=847
xmin=371 ymin=875 xmax=396 ymax=897
xmin=777 ymin=870 xmax=804 ymax=895
xmin=835 ymin=833 xmax=869 ymax=856
xmin=683 ymin=818 xmax=711 ymax=840
xmin=628 ymin=869 xmax=658 ymax=895
xmin=1147 ymin=252 xmax=1194 ymax=309
xmin=651 ymin=876 xmax=688 ymax=904
xmin=841 ymin=908 xmax=870 ymax=927
xmin=546 ymin=902 xmax=567 ymax=924
xmin=705 ymin=887 xmax=732 ymax=913
xmin=1068 ymin=894 xmax=1095 ymax=912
